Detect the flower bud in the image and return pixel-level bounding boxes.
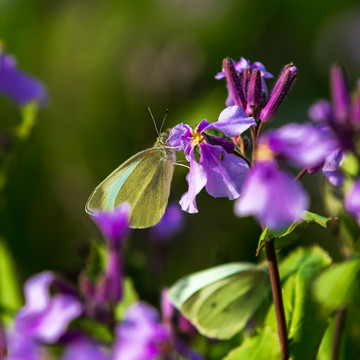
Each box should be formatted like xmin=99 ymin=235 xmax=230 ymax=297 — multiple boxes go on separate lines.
xmin=222 ymin=58 xmax=247 ymax=111
xmin=259 ymin=64 xmax=297 ymax=122
xmin=247 ymin=68 xmax=262 ymax=113
xmin=330 ymin=64 xmax=350 ymax=122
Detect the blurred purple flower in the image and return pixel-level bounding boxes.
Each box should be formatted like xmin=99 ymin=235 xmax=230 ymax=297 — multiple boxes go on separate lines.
xmin=14 ymin=272 xmax=83 ymax=343
xmin=322 ymin=148 xmax=345 ymax=186
xmin=5 ymin=332 xmax=43 ymax=360
xmin=112 ymin=302 xmax=170 ymax=360
xmin=92 ymin=203 xmax=131 ymax=246
xmin=345 ymin=180 xmax=360 ymax=224
xmin=234 ymin=161 xmax=309 ymax=230
xmin=169 ymin=108 xmax=255 ymax=213
xmin=152 ymin=203 xmax=184 ymax=241
xmin=0 ymin=53 xmax=47 ymax=106
xmin=91 ymin=203 xmax=131 ymax=305
xmin=161 ymin=290 xmax=197 ymax=337
xmin=62 ymin=338 xmax=108 ymax=360
xmin=260 ymin=122 xmax=336 ymax=169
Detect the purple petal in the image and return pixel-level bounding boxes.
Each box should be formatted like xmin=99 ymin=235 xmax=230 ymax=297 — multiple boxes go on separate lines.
xmin=92 ymin=203 xmax=130 ymax=246
xmin=14 ymin=272 xmax=83 ymax=343
xmin=152 ymin=203 xmax=184 ymax=241
xmin=200 ymin=143 xmax=249 ymax=200
xmin=205 ymin=135 xmax=234 ymax=154
xmin=251 ymin=61 xmax=274 ymax=78
xmin=234 ymin=161 xmax=309 ymax=230
xmin=322 ymin=148 xmax=345 ymax=186
xmin=168 ymin=123 xmax=192 ymax=152
xmin=330 ymin=64 xmax=350 ymax=122
xmin=179 ymin=150 xmax=207 ymax=214
xmin=205 ymin=106 xmax=255 ymax=137
xmin=0 ymin=53 xmax=47 ymax=106
xmin=345 ymin=180 xmax=360 ymax=224
xmin=15 ymin=294 xmax=83 ymax=343
xmin=6 ymin=332 xmax=42 ymax=360
xmin=113 ymin=303 xmax=168 ymax=360
xmin=308 ymin=100 xmax=333 ymax=123
xmin=262 ymin=122 xmax=337 ymax=168
xmin=62 ymin=339 xmax=108 ymax=360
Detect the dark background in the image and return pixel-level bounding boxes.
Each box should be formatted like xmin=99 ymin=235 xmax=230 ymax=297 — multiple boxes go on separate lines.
xmin=1 ymin=0 xmax=359 ymax=300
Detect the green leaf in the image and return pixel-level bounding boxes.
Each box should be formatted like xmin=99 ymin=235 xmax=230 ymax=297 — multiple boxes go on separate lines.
xmin=114 ymin=277 xmax=138 ymax=321
xmin=313 ymin=257 xmax=360 ymax=311
xmin=257 ymin=211 xmax=335 ymax=252
xmin=169 ymin=262 xmax=270 ymax=339
xmin=0 ymin=238 xmax=22 ymax=325
xmin=266 ymin=246 xmax=332 ymax=360
xmin=223 ymin=326 xmax=281 ymax=360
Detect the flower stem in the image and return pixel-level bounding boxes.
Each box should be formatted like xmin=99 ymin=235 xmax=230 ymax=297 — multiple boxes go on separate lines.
xmin=265 ymin=239 xmax=289 ymax=360
xmin=331 ymin=307 xmax=347 ymax=360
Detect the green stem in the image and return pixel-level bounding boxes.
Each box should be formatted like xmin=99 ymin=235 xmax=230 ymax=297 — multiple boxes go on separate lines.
xmin=265 ymin=239 xmax=289 ymax=360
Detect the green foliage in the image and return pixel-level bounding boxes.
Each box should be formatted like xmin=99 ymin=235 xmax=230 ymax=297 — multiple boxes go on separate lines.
xmin=258 ymin=211 xmax=335 ymax=252
xmin=223 ymin=326 xmax=280 ymax=360
xmin=0 ymin=238 xmax=22 ymax=325
xmin=169 ymin=262 xmax=270 ymax=339
xmin=114 ymin=277 xmax=138 ymax=321
xmin=313 ymin=256 xmax=360 ymax=311
xmin=266 ymin=246 xmax=332 ymax=360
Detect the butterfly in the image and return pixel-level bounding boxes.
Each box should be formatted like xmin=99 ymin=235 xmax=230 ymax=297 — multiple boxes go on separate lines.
xmin=85 ymin=132 xmax=176 ymax=229
xmin=168 ymin=262 xmax=270 ymax=339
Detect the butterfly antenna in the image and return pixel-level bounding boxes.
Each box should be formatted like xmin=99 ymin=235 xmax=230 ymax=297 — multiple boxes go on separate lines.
xmin=159 ymin=109 xmax=169 ymax=133
xmin=148 ymin=107 xmax=159 ymax=136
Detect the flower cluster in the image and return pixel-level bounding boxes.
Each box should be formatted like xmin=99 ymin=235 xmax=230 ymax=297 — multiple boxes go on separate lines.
xmin=171 ymin=57 xmax=337 ymax=229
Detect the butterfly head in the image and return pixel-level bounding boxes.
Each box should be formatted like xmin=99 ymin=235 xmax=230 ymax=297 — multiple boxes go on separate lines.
xmin=155 ymin=132 xmax=170 ymax=147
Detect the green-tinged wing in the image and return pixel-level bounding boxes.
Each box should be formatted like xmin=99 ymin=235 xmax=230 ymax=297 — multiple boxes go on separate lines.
xmin=169 ymin=263 xmax=270 ymax=339
xmin=85 ymin=146 xmax=175 ymax=228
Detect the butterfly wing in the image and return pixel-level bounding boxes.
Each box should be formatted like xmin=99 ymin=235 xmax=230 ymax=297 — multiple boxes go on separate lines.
xmin=85 ymin=146 xmax=175 ymax=229
xmin=169 ymin=263 xmax=270 ymax=339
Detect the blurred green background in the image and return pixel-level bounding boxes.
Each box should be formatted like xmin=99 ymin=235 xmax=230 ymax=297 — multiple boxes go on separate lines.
xmin=1 ymin=0 xmax=360 ymax=299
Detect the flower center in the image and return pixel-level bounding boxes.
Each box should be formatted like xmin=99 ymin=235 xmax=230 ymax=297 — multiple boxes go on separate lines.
xmin=191 ymin=128 xmax=204 ymax=147
xmin=255 ymin=144 xmax=275 ymax=162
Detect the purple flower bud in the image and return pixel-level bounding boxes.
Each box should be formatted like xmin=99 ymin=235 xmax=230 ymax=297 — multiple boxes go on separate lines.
xmin=345 ymin=180 xmax=360 ymax=224
xmin=95 ymin=246 xmax=124 ymax=305
xmin=330 ymin=64 xmax=350 ymax=122
xmin=222 ymin=58 xmax=247 ymax=111
xmin=259 ymin=64 xmax=297 ymax=122
xmin=92 ymin=203 xmax=131 ymax=247
xmin=351 ymin=82 xmax=360 ymax=125
xmin=308 ymin=100 xmax=333 ymax=123
xmin=247 ymin=68 xmax=262 ymax=113
xmin=0 ymin=53 xmax=47 ymax=106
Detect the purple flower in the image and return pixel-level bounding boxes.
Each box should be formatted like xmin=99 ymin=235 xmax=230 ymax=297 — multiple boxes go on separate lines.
xmin=322 ymin=148 xmax=345 ymax=186
xmin=91 ymin=203 xmax=131 ymax=305
xmin=112 ymin=303 xmax=170 ymax=360
xmin=0 ymin=53 xmax=47 ymax=106
xmin=92 ymin=203 xmax=131 ymax=246
xmin=215 ymin=57 xmax=273 ymax=81
xmin=260 ymin=122 xmax=336 ymax=169
xmin=345 ymin=180 xmax=360 ymax=224
xmin=5 ymin=332 xmax=43 ymax=360
xmin=62 ymin=338 xmax=108 ymax=360
xmin=169 ymin=107 xmax=255 ymax=213
xmin=152 ymin=203 xmax=184 ymax=241
xmin=234 ymin=161 xmax=309 ymax=230
xmin=161 ymin=290 xmax=197 ymax=337
xmin=14 ymin=272 xmax=83 ymax=343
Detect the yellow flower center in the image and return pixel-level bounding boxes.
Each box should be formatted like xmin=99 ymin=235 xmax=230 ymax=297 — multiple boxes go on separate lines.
xmin=191 ymin=128 xmax=204 ymax=147
xmin=255 ymin=144 xmax=275 ymax=162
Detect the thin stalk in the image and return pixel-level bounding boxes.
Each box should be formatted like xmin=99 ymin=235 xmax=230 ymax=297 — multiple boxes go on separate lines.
xmin=331 ymin=305 xmax=347 ymax=360
xmin=294 ymin=168 xmax=307 ymax=182
xmin=265 ymin=239 xmax=289 ymax=360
